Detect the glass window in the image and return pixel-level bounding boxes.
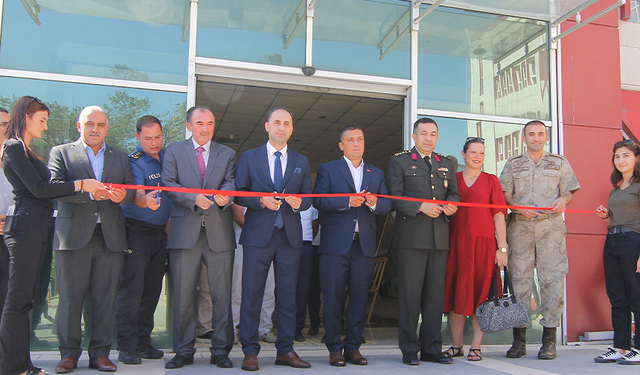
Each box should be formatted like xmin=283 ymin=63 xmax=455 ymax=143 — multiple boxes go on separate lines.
xmin=631 ymin=0 xmax=640 ymax=22
xmin=0 ymin=0 xmax=189 ymax=85
xmin=0 ymin=77 xmax=185 ymax=350
xmin=418 ymin=116 xmax=549 ymax=177
xmin=417 ymin=7 xmax=550 ymax=120
xmin=197 ymin=0 xmax=305 ymax=67
xmin=313 ymin=0 xmax=410 ymax=78
xmin=0 ymin=77 xmax=186 ymax=161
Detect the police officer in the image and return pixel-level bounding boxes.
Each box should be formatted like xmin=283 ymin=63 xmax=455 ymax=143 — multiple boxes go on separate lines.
xmin=387 ymin=117 xmax=460 ymax=366
xmin=115 ymin=115 xmax=173 ymax=364
xmin=499 ymin=120 xmax=580 ymax=360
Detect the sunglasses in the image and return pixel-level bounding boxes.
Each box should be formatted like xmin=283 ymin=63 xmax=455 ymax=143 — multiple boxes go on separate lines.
xmin=465 ymin=136 xmax=485 ymax=144
xmin=615 ymin=139 xmax=635 ymax=147
xmin=28 ymin=96 xmax=45 ymax=107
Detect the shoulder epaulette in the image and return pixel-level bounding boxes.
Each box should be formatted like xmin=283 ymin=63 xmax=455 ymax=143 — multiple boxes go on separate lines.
xmin=547 ymin=153 xmax=566 ymax=160
xmin=508 ymin=154 xmax=525 ymax=162
xmin=394 ymin=150 xmax=411 ymax=157
xmin=434 ymin=152 xmax=450 ymax=161
xmin=129 ymin=151 xmax=143 ymax=160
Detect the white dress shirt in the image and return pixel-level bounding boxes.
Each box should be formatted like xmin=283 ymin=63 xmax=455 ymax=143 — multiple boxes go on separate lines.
xmin=192 ymin=138 xmax=212 ymax=167
xmin=266 ymin=142 xmax=287 ymax=186
xmin=344 ymin=156 xmax=375 ymax=233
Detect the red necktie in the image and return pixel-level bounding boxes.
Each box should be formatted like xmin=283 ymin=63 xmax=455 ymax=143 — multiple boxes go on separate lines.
xmin=196 ymin=147 xmax=206 ymax=182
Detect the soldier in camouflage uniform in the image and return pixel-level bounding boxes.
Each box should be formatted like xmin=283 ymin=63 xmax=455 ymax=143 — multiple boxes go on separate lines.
xmin=499 ymin=120 xmax=580 ymax=360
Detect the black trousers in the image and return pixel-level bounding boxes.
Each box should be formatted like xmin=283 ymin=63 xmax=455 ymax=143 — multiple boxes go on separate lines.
xmin=115 ymin=221 xmax=167 ymax=351
xmin=396 ymin=247 xmax=447 ymax=356
xmin=295 ymin=242 xmax=315 ymax=333
xmin=0 ymin=199 xmax=53 ymax=375
xmin=0 ymin=237 xmax=9 ymax=327
xmin=603 ymin=231 xmax=640 ymax=350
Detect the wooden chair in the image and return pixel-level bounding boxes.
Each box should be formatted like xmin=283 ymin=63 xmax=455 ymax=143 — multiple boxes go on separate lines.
xmin=367 ymin=256 xmax=388 ymax=322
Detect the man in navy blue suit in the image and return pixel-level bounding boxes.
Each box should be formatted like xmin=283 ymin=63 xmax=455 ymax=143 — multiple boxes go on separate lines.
xmin=313 ymin=125 xmax=392 ymax=366
xmin=235 ymin=107 xmax=313 ymax=371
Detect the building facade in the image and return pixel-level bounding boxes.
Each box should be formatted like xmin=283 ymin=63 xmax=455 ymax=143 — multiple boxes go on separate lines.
xmin=0 ymin=0 xmax=632 ymax=347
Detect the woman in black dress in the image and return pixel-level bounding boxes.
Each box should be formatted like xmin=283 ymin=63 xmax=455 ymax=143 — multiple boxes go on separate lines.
xmin=0 ymin=96 xmax=102 ymax=375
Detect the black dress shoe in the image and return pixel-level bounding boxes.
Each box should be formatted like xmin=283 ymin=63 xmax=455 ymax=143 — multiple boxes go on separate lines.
xmin=138 ymin=344 xmax=164 ymax=359
xmin=210 ymin=354 xmax=233 ymax=368
xmin=118 ymin=349 xmax=142 ymax=365
xmin=197 ymin=331 xmax=213 ymax=340
xmin=421 ymin=352 xmax=453 ymax=364
xmin=402 ymin=352 xmax=419 ymax=365
xmin=294 ymin=331 xmax=306 ymax=342
xmin=321 ymin=334 xmax=328 ymax=343
xmin=165 ymin=354 xmax=194 ymax=369
xmin=307 ymin=326 xmax=319 ymax=336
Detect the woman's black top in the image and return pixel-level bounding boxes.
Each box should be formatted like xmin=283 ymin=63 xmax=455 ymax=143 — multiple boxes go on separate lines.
xmin=1 ymin=139 xmax=74 ymax=202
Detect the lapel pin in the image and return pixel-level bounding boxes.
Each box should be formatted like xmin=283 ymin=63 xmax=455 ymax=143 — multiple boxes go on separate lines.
xmin=411 ymin=165 xmax=417 ymax=169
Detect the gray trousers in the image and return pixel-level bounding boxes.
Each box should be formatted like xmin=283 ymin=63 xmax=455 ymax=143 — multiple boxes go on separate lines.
xmin=169 ymin=228 xmax=234 ymax=357
xmin=56 ymin=228 xmax=124 ymax=360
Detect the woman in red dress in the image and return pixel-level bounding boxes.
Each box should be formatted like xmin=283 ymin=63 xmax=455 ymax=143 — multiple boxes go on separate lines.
xmin=442 ymin=137 xmax=508 ymax=361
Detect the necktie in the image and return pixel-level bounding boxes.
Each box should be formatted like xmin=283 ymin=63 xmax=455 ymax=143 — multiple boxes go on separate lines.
xmin=424 ymin=155 xmax=431 ymax=171
xmin=274 ymin=151 xmax=283 ymax=228
xmin=196 ymin=147 xmax=206 ymax=182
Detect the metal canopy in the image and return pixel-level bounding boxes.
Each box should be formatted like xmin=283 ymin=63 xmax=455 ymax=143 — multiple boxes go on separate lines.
xmin=421 ymin=0 xmax=602 ymax=22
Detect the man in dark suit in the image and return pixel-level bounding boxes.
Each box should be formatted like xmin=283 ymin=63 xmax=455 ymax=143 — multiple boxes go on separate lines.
xmin=387 ymin=117 xmax=460 ymax=366
xmin=313 ymin=125 xmax=391 ymax=366
xmin=161 ymin=106 xmax=236 ymax=369
xmin=235 ymin=107 xmax=312 ymax=371
xmin=48 ymin=106 xmax=136 ymax=373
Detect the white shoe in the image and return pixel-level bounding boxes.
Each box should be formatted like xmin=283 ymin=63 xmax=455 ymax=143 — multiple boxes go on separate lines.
xmin=594 ymin=348 xmax=624 ymax=363
xmin=617 ymin=349 xmax=640 ymax=364
xmin=259 ymin=331 xmax=277 ymax=343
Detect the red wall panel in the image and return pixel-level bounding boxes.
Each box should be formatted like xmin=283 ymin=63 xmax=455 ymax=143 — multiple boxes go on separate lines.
xmin=561 ymin=24 xmax=621 ymax=129
xmin=561 ymin=0 xmax=622 ymax=342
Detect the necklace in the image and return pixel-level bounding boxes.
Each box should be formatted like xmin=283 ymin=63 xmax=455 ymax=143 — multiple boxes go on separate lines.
xmin=463 ymin=172 xmax=480 ymax=178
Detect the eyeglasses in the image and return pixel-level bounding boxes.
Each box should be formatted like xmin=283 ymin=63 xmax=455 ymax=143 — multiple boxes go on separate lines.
xmin=465 ymin=136 xmax=485 ymax=144
xmin=28 ymin=97 xmax=44 ymax=107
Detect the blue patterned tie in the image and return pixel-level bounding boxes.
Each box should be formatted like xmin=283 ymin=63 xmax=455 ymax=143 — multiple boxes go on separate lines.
xmin=274 ymin=151 xmax=284 ymax=228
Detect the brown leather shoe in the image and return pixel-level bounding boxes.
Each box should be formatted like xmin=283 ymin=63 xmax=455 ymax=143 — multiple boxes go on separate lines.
xmin=88 ymin=357 xmax=117 ymax=372
xmin=345 ymin=350 xmax=368 ymax=365
xmin=329 ymin=351 xmax=346 ymax=366
xmin=275 ymin=351 xmax=311 ymax=368
xmin=55 ymin=358 xmax=77 ymax=374
xmin=241 ymin=354 xmax=259 ymax=371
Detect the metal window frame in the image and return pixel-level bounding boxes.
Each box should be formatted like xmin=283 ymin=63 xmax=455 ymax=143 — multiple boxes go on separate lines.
xmin=0 ymin=68 xmax=187 ymax=93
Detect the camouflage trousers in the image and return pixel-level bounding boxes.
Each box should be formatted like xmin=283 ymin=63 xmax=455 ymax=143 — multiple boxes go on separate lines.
xmin=507 ymin=214 xmax=567 ymax=328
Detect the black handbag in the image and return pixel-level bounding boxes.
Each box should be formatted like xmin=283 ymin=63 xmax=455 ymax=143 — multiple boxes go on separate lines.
xmin=476 ymin=266 xmax=530 ymax=333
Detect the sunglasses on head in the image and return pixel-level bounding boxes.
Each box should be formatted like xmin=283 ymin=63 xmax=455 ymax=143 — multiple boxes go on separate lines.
xmin=465 ymin=136 xmax=485 ymax=144
xmin=28 ymin=97 xmax=44 ymax=107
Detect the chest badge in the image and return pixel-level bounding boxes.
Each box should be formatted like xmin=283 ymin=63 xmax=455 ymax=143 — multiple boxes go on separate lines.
xmin=411 ymin=165 xmax=417 ymax=169
xmin=444 ymin=180 xmax=448 ymax=189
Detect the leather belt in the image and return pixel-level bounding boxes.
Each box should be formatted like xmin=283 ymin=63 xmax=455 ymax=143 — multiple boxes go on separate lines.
xmin=353 ymin=233 xmax=360 ymax=241
xmin=608 ymin=227 xmax=636 ymax=235
xmin=511 ymin=212 xmax=560 ymax=222
xmin=303 ymin=241 xmax=312 ymax=246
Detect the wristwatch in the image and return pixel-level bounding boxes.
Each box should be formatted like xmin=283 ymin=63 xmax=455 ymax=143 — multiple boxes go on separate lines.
xmin=498 ymin=247 xmax=508 ymax=254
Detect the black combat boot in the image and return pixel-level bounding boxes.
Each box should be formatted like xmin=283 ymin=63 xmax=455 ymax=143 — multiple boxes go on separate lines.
xmin=506 ymin=327 xmax=527 ymax=358
xmin=538 ymin=327 xmax=557 ymax=360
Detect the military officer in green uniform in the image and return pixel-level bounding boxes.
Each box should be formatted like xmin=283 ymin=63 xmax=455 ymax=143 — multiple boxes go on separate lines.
xmin=499 ymin=120 xmax=580 ymax=360
xmin=387 ymin=117 xmax=460 ymax=366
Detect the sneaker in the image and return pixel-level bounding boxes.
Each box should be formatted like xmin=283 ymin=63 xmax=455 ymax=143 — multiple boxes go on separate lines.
xmin=259 ymin=331 xmax=277 ymax=343
xmin=617 ymin=349 xmax=640 ymax=364
xmin=594 ymin=348 xmax=624 ymax=363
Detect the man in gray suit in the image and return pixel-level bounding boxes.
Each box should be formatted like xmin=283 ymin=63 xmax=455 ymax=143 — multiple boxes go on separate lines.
xmin=48 ymin=106 xmax=135 ymax=373
xmin=162 ymin=105 xmax=236 ymax=369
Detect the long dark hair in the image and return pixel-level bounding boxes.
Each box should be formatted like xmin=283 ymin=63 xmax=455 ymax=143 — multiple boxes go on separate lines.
xmin=610 ymin=140 xmax=640 ymax=187
xmin=1 ymin=96 xmax=49 ymax=160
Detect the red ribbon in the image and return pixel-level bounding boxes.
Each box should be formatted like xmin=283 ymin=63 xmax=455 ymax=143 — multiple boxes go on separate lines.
xmin=106 ymin=183 xmax=595 ymax=214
